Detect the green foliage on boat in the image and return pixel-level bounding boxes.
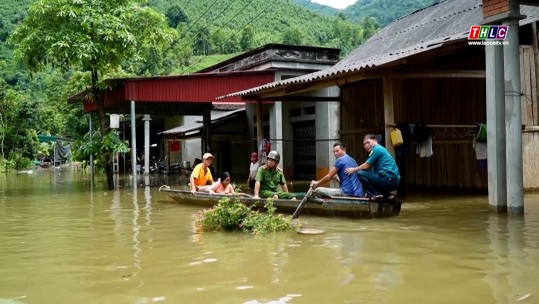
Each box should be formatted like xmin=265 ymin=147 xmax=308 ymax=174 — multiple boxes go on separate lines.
xmin=195 ymin=196 xmax=298 ymax=235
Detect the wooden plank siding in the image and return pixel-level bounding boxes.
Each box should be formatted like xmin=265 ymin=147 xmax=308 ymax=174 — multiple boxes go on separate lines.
xmin=339 ymin=80 xmax=385 ymax=162
xmin=401 ymin=77 xmax=488 ymax=191
xmin=338 ymin=46 xmax=539 ymax=192
xmin=523 ymin=132 xmax=539 ymax=190
xmin=341 ymin=77 xmax=488 ymax=192
xmin=521 ymin=46 xmax=539 ymax=190
xmin=521 ymin=46 xmax=539 ymax=127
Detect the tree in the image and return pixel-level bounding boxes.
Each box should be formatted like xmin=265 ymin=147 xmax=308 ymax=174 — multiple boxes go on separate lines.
xmin=207 ymin=28 xmax=239 ymax=55
xmin=359 ymin=17 xmax=380 ymax=41
xmin=0 ymin=77 xmax=39 ymax=170
xmin=240 ymin=25 xmax=254 ymax=52
xmin=332 ymin=19 xmax=363 ymax=55
xmin=193 ymin=25 xmax=211 ymax=55
xmin=282 ymin=27 xmax=304 ymax=45
xmin=165 ymin=4 xmax=189 ymax=28
xmin=8 ymin=0 xmax=175 ymax=189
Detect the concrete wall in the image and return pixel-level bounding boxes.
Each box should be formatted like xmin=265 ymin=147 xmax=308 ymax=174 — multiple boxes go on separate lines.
xmin=315 ymin=88 xmax=340 ymax=187
xmin=263 ymin=87 xmax=340 ymax=183
xmin=162 ymin=116 xmax=186 ymax=164
xmin=181 ymin=116 xmax=201 ymax=166
xmin=280 ymin=100 xmax=310 ymax=181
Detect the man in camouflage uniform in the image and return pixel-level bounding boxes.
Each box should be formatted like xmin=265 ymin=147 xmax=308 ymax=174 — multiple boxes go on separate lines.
xmin=253 ymin=151 xmax=296 ymax=200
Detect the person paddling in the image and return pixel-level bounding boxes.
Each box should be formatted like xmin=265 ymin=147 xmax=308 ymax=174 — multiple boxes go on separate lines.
xmin=310 ymin=143 xmax=364 ymax=201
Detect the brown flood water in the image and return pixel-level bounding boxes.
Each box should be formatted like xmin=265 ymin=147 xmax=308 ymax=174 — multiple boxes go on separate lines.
xmin=1 ymin=169 xmax=538 ymax=304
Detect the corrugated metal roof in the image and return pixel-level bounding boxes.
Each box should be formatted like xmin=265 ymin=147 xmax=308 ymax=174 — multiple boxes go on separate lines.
xmin=68 ymin=70 xmax=276 ymax=113
xmin=123 ymin=71 xmax=274 ymax=102
xmin=159 ymin=108 xmax=245 ymax=136
xmin=221 ymin=0 xmax=539 ymax=99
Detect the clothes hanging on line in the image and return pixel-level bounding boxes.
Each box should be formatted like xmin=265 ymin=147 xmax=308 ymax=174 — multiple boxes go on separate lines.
xmin=416 ymin=135 xmax=433 ymax=158
xmin=473 ymin=137 xmax=487 ymax=169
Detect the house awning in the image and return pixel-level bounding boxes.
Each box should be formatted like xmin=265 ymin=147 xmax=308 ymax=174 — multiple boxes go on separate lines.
xmin=67 ymin=70 xmax=276 ymax=115
xmin=38 ymin=135 xmax=74 ymax=143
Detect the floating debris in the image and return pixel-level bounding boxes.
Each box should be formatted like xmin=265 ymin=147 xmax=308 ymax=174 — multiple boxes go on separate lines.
xmin=297 ymin=228 xmax=324 ymax=235
xmin=517 ymin=293 xmax=531 ymax=302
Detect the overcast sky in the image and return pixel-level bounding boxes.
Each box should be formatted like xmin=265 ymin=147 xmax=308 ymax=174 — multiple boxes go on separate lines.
xmin=311 ymin=0 xmax=356 ymax=9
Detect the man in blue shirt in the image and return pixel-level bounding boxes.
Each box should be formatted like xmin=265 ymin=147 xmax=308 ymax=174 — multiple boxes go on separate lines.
xmin=346 ymin=134 xmax=400 ymax=199
xmin=310 ymin=143 xmax=364 ymax=200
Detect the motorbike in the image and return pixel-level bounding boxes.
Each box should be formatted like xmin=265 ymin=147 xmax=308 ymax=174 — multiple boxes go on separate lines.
xmin=156 ymin=160 xmax=191 ymax=176
xmin=155 ymin=160 xmax=181 ymax=174
xmin=146 ymin=156 xmax=159 ymax=173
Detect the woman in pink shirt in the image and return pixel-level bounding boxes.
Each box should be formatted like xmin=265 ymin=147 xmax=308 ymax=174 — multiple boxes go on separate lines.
xmin=198 ymin=172 xmax=235 ymax=194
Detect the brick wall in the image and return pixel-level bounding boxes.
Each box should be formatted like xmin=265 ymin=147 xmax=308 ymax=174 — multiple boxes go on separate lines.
xmin=483 ymin=0 xmax=509 ymax=18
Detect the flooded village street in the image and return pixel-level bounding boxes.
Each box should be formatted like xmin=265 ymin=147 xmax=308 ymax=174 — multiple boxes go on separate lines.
xmin=1 ymin=170 xmax=538 ymax=304
xmin=2 ymin=0 xmax=539 ymax=303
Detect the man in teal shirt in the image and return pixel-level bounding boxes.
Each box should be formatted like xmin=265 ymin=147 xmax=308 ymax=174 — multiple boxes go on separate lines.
xmin=253 ymin=151 xmax=296 ymax=200
xmin=345 ymin=134 xmax=400 ymax=199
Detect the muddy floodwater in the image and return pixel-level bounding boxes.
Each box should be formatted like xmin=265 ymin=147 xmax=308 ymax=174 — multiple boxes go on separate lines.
xmin=1 ymin=169 xmax=538 ymax=304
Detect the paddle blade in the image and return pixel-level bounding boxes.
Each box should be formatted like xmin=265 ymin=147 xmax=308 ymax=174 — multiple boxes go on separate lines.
xmin=291 ymin=187 xmax=314 ymax=219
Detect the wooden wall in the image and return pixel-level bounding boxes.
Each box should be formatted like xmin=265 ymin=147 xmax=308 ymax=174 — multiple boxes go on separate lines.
xmin=339 ymin=45 xmax=539 ymax=192
xmin=400 ymin=77 xmax=488 ymax=191
xmin=340 ymin=79 xmax=384 ymax=162
xmin=521 ymin=46 xmax=539 ymax=190
xmin=523 ymin=132 xmax=539 ymax=190
xmin=341 ymin=77 xmax=488 ymax=192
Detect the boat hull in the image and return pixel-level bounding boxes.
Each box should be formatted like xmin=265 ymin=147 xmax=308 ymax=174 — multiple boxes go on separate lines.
xmin=159 ymin=187 xmax=401 ymax=219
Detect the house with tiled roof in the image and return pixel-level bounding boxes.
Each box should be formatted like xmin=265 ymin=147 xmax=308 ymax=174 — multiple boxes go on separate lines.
xmin=224 ymin=0 xmax=539 ymax=213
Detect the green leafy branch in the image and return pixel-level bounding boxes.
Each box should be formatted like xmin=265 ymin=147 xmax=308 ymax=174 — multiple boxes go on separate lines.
xmin=195 ymin=196 xmax=298 ymax=235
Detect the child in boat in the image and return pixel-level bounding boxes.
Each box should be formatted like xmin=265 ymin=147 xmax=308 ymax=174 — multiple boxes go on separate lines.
xmin=247 ymin=152 xmax=259 ymax=189
xmin=198 ymin=172 xmax=236 ymax=195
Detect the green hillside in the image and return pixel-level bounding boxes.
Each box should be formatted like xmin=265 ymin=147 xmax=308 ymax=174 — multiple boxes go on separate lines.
xmin=290 ymin=0 xmax=340 ymax=16
xmin=1 ymin=0 xmax=369 ymax=79
xmin=148 ymin=0 xmax=366 ymax=55
xmin=343 ymin=0 xmax=440 ymax=26
xmin=0 ymin=0 xmax=436 ymax=169
xmin=290 ymin=0 xmax=440 ymax=27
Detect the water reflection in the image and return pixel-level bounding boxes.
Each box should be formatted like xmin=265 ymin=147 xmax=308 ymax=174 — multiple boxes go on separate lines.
xmin=110 ymin=185 xmax=122 ymax=234
xmin=132 ymin=186 xmax=142 ymax=285
xmin=486 ymin=213 xmax=538 ymax=303
xmin=144 ymin=179 xmax=152 ymax=230
xmin=0 ymin=172 xmax=538 ymax=304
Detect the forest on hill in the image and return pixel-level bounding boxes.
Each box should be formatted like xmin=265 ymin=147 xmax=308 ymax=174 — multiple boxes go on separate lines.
xmin=342 ymin=0 xmax=439 ymax=26
xmin=291 ymin=0 xmax=439 ymax=26
xmin=0 ymin=0 xmax=436 ymax=171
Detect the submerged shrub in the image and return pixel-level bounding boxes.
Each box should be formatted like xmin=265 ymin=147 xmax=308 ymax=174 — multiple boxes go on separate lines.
xmin=195 ymin=196 xmax=297 ymax=234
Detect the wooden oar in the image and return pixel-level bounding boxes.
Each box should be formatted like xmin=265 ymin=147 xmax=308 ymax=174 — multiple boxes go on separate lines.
xmin=291 ymin=186 xmax=314 ymax=219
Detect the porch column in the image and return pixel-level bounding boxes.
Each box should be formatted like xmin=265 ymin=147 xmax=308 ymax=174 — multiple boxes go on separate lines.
xmin=142 ymin=114 xmax=151 ymax=175
xmin=315 ymin=87 xmax=340 ymax=187
xmin=256 ymin=100 xmax=263 ymax=166
xmin=130 ymin=100 xmax=137 ymax=183
xmin=503 ymin=17 xmax=524 ymax=215
xmin=486 ymin=44 xmax=507 ymax=213
xmin=202 ymin=105 xmax=211 ymax=155
xmin=270 ymin=101 xmax=284 ymax=170
xmin=383 ymin=77 xmax=396 ymax=157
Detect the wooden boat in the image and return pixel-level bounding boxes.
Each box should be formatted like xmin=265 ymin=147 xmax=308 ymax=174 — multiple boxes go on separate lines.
xmin=159 ymin=186 xmax=402 ymax=219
